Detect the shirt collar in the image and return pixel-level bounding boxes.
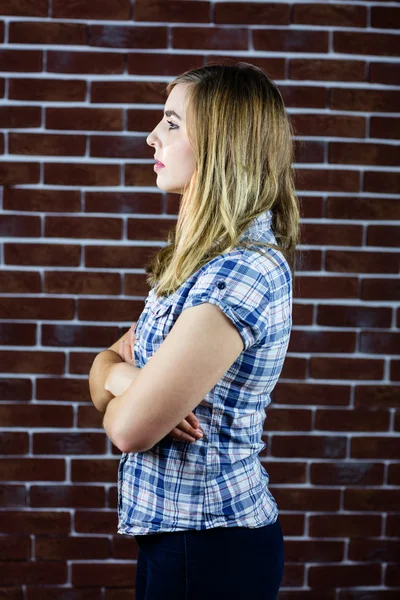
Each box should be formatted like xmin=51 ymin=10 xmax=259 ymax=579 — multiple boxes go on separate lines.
xmin=239 ymin=209 xmax=273 ymax=242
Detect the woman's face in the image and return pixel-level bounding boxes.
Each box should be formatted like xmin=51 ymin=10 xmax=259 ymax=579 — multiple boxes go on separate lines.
xmin=146 ymin=82 xmax=196 ymax=194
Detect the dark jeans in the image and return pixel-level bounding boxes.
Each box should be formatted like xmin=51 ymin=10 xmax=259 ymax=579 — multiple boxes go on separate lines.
xmin=134 ymin=518 xmax=284 ymax=599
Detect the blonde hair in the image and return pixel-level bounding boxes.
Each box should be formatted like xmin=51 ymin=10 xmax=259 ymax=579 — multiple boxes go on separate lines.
xmin=145 ymin=62 xmax=301 ymax=298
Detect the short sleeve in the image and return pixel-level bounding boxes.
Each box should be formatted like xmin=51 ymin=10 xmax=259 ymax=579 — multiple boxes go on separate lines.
xmin=181 ymin=255 xmax=270 ymax=351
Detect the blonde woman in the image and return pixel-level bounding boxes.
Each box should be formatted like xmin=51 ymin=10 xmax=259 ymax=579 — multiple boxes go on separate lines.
xmin=89 ymin=62 xmax=300 ymax=599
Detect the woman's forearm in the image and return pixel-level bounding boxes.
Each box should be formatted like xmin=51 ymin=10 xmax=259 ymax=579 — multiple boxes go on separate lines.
xmin=89 ymin=350 xmax=123 ymax=413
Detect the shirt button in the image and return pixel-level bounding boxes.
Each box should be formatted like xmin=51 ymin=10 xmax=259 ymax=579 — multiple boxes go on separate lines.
xmin=217 ymin=281 xmax=226 ymax=289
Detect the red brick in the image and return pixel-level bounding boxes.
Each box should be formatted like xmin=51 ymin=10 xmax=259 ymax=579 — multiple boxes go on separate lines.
xmin=3 ymin=188 xmax=81 ymax=212
xmin=296 ymin=168 xmax=359 ymax=192
xmin=124 ymin=274 xmax=153 ymax=297
xmin=9 ymin=133 xmax=86 ymax=156
xmin=127 ymin=107 xmax=164 ymax=131
xmin=26 ymin=589 xmax=102 ymax=600
xmin=302 ymin=222 xmax=363 ymax=246
xmin=254 ymin=29 xmax=328 ymax=53
xmin=0 ymin=511 xmax=70 ymax=534
xmin=386 ymin=564 xmax=400 ymax=586
xmin=272 ymin=435 xmax=346 ymax=459
xmin=0 ymin=162 xmax=40 ymax=185
xmin=291 ymin=303 xmax=313 ymax=326
xmin=370 ymin=62 xmax=400 ymax=85
xmin=345 ymin=488 xmax=400 ymax=512
xmin=30 ymin=485 xmax=105 ymax=508
xmin=310 ymin=357 xmax=384 ymax=380
xmin=0 ymin=106 xmax=41 ymax=129
xmin=293 ymin=3 xmax=366 ymax=27
xmin=128 ymin=52 xmax=207 ymax=76
xmin=295 ymin=276 xmax=358 ymax=300
xmin=388 ymin=463 xmax=400 ymax=485
xmin=77 ymin=406 xmax=104 ymax=429
xmin=0 ymin=215 xmax=41 ymax=237
xmin=280 ymin=85 xmax=327 ymax=109
xmin=387 ymin=514 xmax=400 ymax=537
xmin=9 ymin=21 xmax=86 ymax=45
xmin=371 ymin=6 xmax=400 ymax=29
xmin=291 ymin=113 xmax=365 ymax=138
xmin=85 ymin=191 xmax=161 ymax=214
xmin=310 ymin=462 xmax=384 ymax=486
xmin=391 ymin=360 xmax=400 ymax=381
xmin=365 ymin=171 xmax=400 ymax=194
xmin=111 ymin=535 xmax=138 ymax=559
xmin=33 ymin=433 xmax=106 ymax=455
xmin=273 ymin=382 xmax=350 ymax=406
xmin=0 ymin=459 xmax=65 ymax=482
xmin=327 ymin=196 xmax=400 ymax=220
xmin=72 ymin=563 xmax=133 ymax=587
xmin=90 ymin=135 xmax=149 ymax=159
xmin=284 ymin=540 xmax=344 ymax=563
xmin=0 ymin=485 xmax=26 ymax=508
xmin=9 ymin=78 xmax=85 ymax=102
xmin=0 ymin=562 xmax=67 ymax=586
xmin=294 ymin=140 xmax=324 ymax=164
xmin=0 ymin=351 xmax=65 ymax=374
xmin=91 ymin=80 xmax=165 ymax=104
xmin=280 ymin=593 xmax=335 ymax=600
xmin=47 ymin=216 xmax=122 ymax=241
xmin=332 ymin=88 xmax=400 ymax=112
xmin=215 ymin=2 xmax=289 ymax=25
xmin=0 ymin=297 xmax=74 ymax=320
xmin=48 ymin=51 xmax=124 ymax=74
xmin=326 ymin=250 xmax=399 ymax=274
xmin=135 ymin=0 xmax=209 ymax=23
xmin=35 ymin=535 xmax=109 ymax=561
xmin=367 ymin=225 xmax=400 ymax=247
xmin=44 ymin=271 xmax=120 ymax=296
xmin=0 ymin=323 xmax=36 ymax=346
xmin=334 ymin=31 xmax=400 ymax=57
xmin=44 ymin=163 xmax=120 ymax=186
xmin=71 ymin=459 xmax=119 ymax=483
xmin=315 ymin=409 xmax=389 ymax=432
xmin=308 ymin=564 xmax=381 ymax=588
xmin=329 ymin=142 xmax=399 ymax=166
xmin=172 ymin=26 xmax=248 ymax=50
xmin=52 ymin=0 xmax=130 ymax=20
xmin=289 ymin=330 xmax=355 ymax=353
xmin=69 ymin=353 xmax=98 ymax=376
xmin=0 ymin=404 xmax=72 ymax=427
xmin=0 ymin=49 xmax=42 ymax=71
xmin=78 ymin=298 xmax=142 ymax=322
xmin=290 ymin=59 xmax=365 ymax=82
xmin=36 ymin=377 xmax=91 ymax=402
xmin=5 ymin=243 xmax=80 ymax=266
xmin=260 ymin=462 xmax=306 ymax=484
xmin=75 ymin=510 xmax=118 ymax=534
xmin=264 ymin=409 xmax=312 ymax=432
xmin=355 ymin=385 xmax=400 ymax=408
xmin=88 ymin=25 xmax=168 ymax=49
xmin=361 ymin=331 xmax=400 ymax=355
xmin=125 ymin=163 xmax=161 ymax=186
xmin=271 ymin=487 xmax=340 ymax=512
xmin=104 ymin=590 xmax=135 ymax=600
xmin=317 ymin=304 xmax=391 ymax=328
xmin=349 ymin=538 xmax=400 ymax=562
xmin=1 ymin=0 xmax=47 ymax=16
xmin=280 ymin=356 xmax=307 ymax=379
xmin=0 ymin=378 xmax=32 ymax=401
xmin=351 ymin=436 xmax=400 ymax=459
xmin=0 ymin=432 xmax=29 ymax=454
xmin=46 ymin=107 xmax=123 ymax=131
xmin=127 ymin=217 xmax=181 ymax=242
xmin=0 ymin=535 xmax=30 ymax=560
xmin=309 ymin=514 xmax=382 ymax=537
xmin=370 ymin=116 xmax=400 ymax=140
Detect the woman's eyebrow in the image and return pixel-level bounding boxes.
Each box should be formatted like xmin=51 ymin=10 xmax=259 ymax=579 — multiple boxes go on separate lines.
xmin=164 ymin=109 xmax=182 ymax=120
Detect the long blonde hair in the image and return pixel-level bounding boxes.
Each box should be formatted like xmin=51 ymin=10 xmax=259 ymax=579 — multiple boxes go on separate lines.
xmin=145 ymin=62 xmax=301 ymax=298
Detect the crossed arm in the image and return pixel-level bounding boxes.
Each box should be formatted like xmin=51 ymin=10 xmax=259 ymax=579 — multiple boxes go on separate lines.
xmin=88 ymin=302 xmax=244 ymax=453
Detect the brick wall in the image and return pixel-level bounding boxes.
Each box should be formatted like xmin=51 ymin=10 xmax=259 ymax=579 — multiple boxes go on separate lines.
xmin=0 ymin=0 xmax=399 ymax=598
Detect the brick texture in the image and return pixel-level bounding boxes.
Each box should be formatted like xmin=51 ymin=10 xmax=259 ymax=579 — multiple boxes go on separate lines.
xmin=0 ymin=0 xmax=399 ymax=597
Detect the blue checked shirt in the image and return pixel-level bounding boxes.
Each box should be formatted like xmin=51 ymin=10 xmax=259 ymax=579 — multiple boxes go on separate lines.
xmin=117 ymin=209 xmax=292 ymax=536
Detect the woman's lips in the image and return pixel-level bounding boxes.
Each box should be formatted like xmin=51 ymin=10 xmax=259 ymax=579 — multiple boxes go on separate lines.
xmin=154 ymin=161 xmax=165 ymax=170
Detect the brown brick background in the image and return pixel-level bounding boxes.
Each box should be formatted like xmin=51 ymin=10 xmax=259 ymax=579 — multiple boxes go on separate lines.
xmin=0 ymin=1 xmax=399 ymax=598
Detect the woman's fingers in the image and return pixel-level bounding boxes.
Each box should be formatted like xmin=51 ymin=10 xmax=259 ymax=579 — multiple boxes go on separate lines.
xmin=173 ymin=418 xmax=204 ymax=441
xmin=185 ymin=411 xmax=200 ymax=430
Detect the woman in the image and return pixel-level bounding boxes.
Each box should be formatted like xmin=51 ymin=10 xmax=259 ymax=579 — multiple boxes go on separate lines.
xmin=89 ymin=62 xmax=300 ymax=599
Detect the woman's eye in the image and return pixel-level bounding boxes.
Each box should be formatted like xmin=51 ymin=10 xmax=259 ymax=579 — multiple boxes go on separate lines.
xmin=166 ymin=120 xmax=178 ymax=130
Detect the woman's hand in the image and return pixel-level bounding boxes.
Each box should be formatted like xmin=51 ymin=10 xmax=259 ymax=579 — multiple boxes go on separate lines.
xmin=115 ymin=323 xmax=204 ymax=444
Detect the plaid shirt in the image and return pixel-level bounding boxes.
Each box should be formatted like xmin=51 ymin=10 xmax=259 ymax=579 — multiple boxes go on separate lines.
xmin=118 ymin=209 xmax=292 ymax=536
